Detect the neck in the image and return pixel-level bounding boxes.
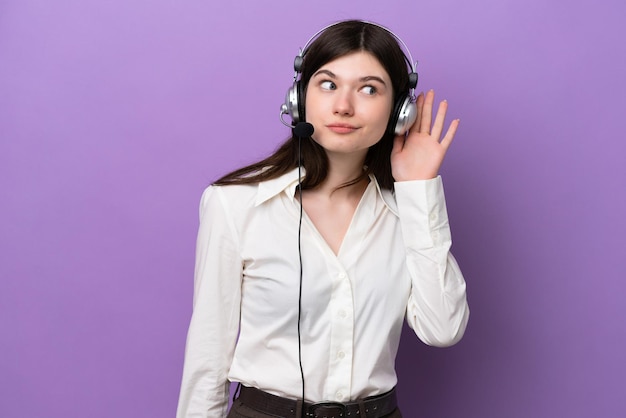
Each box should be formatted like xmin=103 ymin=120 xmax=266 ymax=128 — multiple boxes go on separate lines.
xmin=315 ymin=151 xmax=368 ymax=197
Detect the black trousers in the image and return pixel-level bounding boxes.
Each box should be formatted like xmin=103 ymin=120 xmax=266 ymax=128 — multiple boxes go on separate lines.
xmin=227 ymin=398 xmax=403 ymax=418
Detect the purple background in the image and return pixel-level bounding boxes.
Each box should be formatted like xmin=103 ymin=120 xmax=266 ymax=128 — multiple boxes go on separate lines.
xmin=1 ymin=0 xmax=625 ymax=417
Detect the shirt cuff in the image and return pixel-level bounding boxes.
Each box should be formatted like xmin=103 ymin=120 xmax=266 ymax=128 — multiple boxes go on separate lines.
xmin=394 ymin=176 xmax=452 ymax=250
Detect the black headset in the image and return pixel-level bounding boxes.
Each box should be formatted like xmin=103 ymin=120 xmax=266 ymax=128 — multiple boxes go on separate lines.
xmin=280 ymin=21 xmax=419 ymax=136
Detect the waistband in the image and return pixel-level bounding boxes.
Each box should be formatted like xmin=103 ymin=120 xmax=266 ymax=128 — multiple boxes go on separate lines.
xmin=236 ymin=385 xmax=398 ymax=418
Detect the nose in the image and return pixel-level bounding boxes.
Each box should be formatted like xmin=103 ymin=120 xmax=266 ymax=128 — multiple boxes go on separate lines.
xmin=332 ymin=90 xmax=354 ymax=116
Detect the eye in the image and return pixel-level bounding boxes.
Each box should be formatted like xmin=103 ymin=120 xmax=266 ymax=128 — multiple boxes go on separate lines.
xmin=320 ymin=80 xmax=337 ymax=90
xmin=361 ymin=85 xmax=377 ymax=95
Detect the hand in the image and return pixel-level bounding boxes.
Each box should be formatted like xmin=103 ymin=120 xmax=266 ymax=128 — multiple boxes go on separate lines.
xmin=391 ymin=89 xmax=460 ymax=181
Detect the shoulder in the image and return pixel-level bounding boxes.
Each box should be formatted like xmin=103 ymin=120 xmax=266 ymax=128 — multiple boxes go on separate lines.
xmin=199 ymin=182 xmax=259 ymax=215
xmin=198 ymin=168 xmax=300 ymax=217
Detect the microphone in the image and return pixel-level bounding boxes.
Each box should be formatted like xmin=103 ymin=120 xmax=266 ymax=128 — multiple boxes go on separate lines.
xmin=294 ymin=122 xmax=314 ymax=138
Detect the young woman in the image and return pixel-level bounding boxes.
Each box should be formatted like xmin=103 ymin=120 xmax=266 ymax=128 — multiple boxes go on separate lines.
xmin=177 ymin=20 xmax=469 ymax=418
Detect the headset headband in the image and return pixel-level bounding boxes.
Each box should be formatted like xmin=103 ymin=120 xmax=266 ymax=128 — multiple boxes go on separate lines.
xmin=292 ymin=20 xmax=418 ymax=91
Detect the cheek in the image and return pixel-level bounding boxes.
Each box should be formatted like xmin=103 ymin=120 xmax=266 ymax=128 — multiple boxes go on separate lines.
xmin=303 ymin=90 xmax=320 ymax=122
xmin=371 ymin=100 xmax=394 ymax=132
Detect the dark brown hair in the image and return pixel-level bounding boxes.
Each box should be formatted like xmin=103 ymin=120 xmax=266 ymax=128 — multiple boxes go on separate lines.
xmin=214 ymin=20 xmax=411 ymax=190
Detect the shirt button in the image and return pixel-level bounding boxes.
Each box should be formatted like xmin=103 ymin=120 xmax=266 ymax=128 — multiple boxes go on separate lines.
xmin=338 ymin=272 xmax=346 ymax=279
xmin=430 ymin=212 xmax=438 ymax=222
xmin=338 ymin=309 xmax=347 ymax=318
xmin=337 ymin=351 xmax=345 ymax=359
xmin=336 ymin=392 xmax=344 ymax=401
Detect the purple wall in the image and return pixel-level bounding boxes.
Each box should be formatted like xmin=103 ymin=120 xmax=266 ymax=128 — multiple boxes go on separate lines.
xmin=1 ymin=1 xmax=624 ymax=417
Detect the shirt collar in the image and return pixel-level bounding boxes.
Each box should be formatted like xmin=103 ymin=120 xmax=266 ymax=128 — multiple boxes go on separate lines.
xmin=255 ymin=168 xmax=398 ymax=217
xmin=255 ymin=168 xmax=303 ymax=206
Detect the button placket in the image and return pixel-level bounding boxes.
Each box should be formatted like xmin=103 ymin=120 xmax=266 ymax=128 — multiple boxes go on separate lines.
xmin=324 ymin=268 xmax=354 ymax=401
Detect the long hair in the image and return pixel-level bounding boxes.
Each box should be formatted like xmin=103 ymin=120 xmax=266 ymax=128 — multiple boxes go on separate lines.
xmin=214 ymin=20 xmax=411 ymax=190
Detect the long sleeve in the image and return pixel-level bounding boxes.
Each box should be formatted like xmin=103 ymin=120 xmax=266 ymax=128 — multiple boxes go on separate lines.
xmin=394 ymin=176 xmax=469 ymax=347
xmin=177 ymin=187 xmax=242 ymax=418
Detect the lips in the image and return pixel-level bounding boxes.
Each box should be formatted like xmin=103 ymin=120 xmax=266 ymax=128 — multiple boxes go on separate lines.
xmin=326 ymin=123 xmax=359 ymax=134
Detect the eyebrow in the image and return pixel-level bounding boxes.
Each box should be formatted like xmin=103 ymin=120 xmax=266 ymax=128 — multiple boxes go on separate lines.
xmin=313 ymin=69 xmax=387 ymax=86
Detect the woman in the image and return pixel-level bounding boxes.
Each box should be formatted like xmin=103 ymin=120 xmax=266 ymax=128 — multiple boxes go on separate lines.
xmin=177 ymin=20 xmax=469 ymax=418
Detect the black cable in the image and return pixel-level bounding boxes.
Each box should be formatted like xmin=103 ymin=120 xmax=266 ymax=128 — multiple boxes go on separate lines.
xmin=297 ymin=135 xmax=305 ymax=418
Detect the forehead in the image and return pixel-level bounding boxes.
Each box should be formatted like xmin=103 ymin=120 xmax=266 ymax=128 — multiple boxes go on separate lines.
xmin=316 ymin=51 xmax=390 ymax=80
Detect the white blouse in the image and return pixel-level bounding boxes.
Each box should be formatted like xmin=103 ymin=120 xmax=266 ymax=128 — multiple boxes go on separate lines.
xmin=176 ymin=169 xmax=469 ymax=418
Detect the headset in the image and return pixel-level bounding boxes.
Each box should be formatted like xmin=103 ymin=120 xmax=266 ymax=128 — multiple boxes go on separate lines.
xmin=279 ymin=20 xmax=419 ymax=136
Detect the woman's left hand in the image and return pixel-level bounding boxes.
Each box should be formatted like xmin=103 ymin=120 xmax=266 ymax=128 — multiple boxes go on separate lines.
xmin=391 ymin=89 xmax=460 ymax=181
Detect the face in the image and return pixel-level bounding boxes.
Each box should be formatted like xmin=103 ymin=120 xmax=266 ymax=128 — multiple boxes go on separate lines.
xmin=304 ymin=51 xmax=393 ymax=160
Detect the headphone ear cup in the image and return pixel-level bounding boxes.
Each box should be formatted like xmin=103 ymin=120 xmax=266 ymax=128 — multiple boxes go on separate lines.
xmin=389 ymin=95 xmax=418 ymax=136
xmin=296 ymin=80 xmax=306 ymax=123
xmin=282 ymin=81 xmax=306 ymax=125
xmin=284 ymin=82 xmax=301 ymax=124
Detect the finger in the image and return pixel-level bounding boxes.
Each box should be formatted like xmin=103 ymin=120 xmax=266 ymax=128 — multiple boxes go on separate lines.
xmin=440 ymin=119 xmax=460 ymax=150
xmin=430 ymin=99 xmax=448 ymax=141
xmin=413 ymin=92 xmax=424 ymax=133
xmin=419 ymin=89 xmax=435 ymax=134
